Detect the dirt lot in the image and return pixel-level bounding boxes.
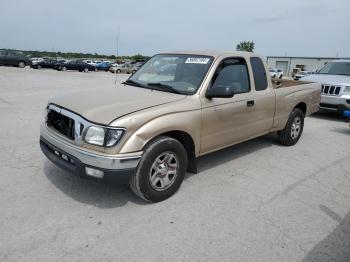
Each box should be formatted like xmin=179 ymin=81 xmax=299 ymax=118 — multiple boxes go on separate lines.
xmin=0 ymin=66 xmax=349 ymax=262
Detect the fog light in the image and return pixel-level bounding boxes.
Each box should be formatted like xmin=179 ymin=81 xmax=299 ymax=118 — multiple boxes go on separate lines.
xmin=85 ymin=167 xmax=104 ymax=178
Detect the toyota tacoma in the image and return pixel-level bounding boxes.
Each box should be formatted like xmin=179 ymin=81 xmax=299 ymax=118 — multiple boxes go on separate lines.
xmin=40 ymin=51 xmax=321 ymax=202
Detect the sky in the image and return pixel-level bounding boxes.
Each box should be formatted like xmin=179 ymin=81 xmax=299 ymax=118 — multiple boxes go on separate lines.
xmin=0 ymin=0 xmax=349 ymax=57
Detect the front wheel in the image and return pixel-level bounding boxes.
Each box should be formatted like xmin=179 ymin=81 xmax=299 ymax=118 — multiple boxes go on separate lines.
xmin=83 ymin=67 xmax=89 ymax=73
xmin=278 ymin=108 xmax=304 ymax=146
xmin=18 ymin=61 xmax=25 ymax=68
xmin=129 ymin=136 xmax=188 ymax=202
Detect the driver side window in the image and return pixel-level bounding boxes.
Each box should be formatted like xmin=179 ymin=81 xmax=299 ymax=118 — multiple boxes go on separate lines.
xmin=211 ymin=58 xmax=250 ymax=94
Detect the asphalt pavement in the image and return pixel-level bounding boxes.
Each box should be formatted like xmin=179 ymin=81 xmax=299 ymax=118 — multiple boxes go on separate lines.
xmin=0 ymin=66 xmax=349 ymax=262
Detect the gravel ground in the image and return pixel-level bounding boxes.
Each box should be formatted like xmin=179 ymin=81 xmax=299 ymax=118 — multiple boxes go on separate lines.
xmin=0 ymin=66 xmax=349 ymax=262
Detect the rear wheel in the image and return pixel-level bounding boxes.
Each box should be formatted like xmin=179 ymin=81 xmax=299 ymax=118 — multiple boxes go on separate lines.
xmin=116 ymin=69 xmax=121 ymax=73
xmin=61 ymin=66 xmax=67 ymax=71
xmin=37 ymin=65 xmax=42 ymax=69
xmin=18 ymin=61 xmax=25 ymax=68
xmin=129 ymin=136 xmax=188 ymax=202
xmin=278 ymin=108 xmax=304 ymax=146
xmin=83 ymin=67 xmax=89 ymax=73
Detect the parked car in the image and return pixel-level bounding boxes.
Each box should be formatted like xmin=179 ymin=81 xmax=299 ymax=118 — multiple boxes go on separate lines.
xmin=95 ymin=61 xmax=112 ymax=71
xmin=58 ymin=60 xmax=96 ymax=72
xmin=131 ymin=62 xmax=144 ymax=74
xmin=302 ymin=60 xmax=350 ymax=113
xmin=40 ymin=51 xmax=321 ymax=202
xmin=30 ymin=57 xmax=44 ymax=65
xmin=83 ymin=60 xmax=96 ymax=66
xmin=294 ymin=71 xmax=313 ymax=80
xmin=109 ymin=63 xmax=133 ymax=73
xmin=30 ymin=59 xmax=62 ymax=70
xmin=0 ymin=49 xmax=31 ymax=68
xmin=269 ymin=69 xmax=283 ymax=79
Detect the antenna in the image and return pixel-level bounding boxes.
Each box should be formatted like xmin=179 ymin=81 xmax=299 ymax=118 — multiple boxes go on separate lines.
xmin=114 ymin=25 xmax=120 ymax=87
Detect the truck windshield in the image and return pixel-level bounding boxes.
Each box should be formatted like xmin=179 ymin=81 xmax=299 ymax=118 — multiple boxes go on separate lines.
xmin=318 ymin=62 xmax=350 ymax=76
xmin=128 ymin=54 xmax=214 ymax=95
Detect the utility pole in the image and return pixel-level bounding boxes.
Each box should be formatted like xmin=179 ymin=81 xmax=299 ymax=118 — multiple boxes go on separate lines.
xmin=116 ymin=25 xmax=120 ymax=58
xmin=115 ymin=25 xmax=120 ymax=87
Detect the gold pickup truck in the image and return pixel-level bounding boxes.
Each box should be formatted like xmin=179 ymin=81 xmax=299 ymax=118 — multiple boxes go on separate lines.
xmin=40 ymin=51 xmax=321 ymax=202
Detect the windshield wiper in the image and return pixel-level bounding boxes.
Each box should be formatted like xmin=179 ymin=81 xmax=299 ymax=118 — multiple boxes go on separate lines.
xmin=123 ymin=79 xmax=144 ymax=87
xmin=147 ymin=82 xmax=182 ymax=94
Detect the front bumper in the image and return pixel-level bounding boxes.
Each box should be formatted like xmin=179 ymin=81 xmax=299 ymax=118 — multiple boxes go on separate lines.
xmin=40 ymin=124 xmax=142 ymax=182
xmin=320 ymin=94 xmax=350 ymax=112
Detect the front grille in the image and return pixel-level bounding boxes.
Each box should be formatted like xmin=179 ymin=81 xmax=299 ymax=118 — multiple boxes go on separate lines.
xmin=47 ymin=109 xmax=75 ymax=140
xmin=321 ymin=84 xmax=341 ymax=96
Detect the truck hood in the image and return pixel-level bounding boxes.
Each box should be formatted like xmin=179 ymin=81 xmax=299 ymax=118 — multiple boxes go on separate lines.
xmin=50 ymin=85 xmax=186 ymax=125
xmin=302 ymin=74 xmax=350 ymax=86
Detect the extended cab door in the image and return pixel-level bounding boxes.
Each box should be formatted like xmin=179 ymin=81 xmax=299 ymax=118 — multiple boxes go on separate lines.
xmin=248 ymin=57 xmax=275 ymax=133
xmin=200 ymin=56 xmax=275 ymax=155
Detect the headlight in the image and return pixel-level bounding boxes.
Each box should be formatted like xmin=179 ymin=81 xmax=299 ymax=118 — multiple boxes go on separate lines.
xmin=84 ymin=126 xmax=125 ymax=147
xmin=85 ymin=126 xmax=105 ymax=146
xmin=344 ymin=86 xmax=350 ymax=94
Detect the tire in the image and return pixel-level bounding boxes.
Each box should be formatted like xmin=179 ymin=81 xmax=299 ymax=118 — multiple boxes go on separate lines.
xmin=61 ymin=66 xmax=67 ymax=71
xmin=278 ymin=108 xmax=304 ymax=146
xmin=18 ymin=61 xmax=25 ymax=68
xmin=37 ymin=65 xmax=42 ymax=69
xmin=83 ymin=67 xmax=89 ymax=73
xmin=132 ymin=70 xmax=136 ymax=74
xmin=129 ymin=136 xmax=188 ymax=202
xmin=279 ymin=74 xmax=283 ymax=79
xmin=116 ymin=69 xmax=121 ymax=73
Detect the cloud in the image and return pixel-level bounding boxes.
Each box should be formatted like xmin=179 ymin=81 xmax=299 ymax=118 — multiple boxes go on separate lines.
xmin=0 ymin=0 xmax=349 ymax=57
xmin=254 ymin=16 xmax=284 ymax=23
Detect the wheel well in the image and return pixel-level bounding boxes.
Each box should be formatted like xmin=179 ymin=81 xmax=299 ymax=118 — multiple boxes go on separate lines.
xmin=149 ymin=131 xmax=197 ymax=174
xmin=294 ymin=102 xmax=307 ymax=115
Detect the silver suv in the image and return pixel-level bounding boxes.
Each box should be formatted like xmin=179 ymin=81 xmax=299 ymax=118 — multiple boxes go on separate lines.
xmin=303 ymin=60 xmax=350 ymax=113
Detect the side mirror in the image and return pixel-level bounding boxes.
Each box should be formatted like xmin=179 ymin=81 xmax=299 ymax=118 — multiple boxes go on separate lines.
xmin=206 ymin=83 xmax=235 ymax=99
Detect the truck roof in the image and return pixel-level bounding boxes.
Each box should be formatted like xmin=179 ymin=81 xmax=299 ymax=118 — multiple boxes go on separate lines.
xmin=160 ymin=50 xmax=260 ymax=59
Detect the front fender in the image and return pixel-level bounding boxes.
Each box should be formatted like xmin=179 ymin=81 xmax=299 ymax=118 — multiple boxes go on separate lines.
xmin=118 ymin=110 xmax=201 ymax=155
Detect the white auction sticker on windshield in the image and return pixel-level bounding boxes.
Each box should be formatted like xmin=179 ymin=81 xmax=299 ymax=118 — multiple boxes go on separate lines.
xmin=185 ymin=57 xmax=210 ymax=64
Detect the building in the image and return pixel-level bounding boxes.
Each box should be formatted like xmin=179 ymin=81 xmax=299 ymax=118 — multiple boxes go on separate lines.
xmin=266 ymin=56 xmax=350 ymax=77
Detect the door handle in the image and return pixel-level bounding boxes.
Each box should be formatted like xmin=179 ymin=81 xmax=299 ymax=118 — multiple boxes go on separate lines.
xmin=247 ymin=100 xmax=255 ymax=107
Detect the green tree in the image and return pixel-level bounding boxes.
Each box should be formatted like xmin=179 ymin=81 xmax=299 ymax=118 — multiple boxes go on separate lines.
xmin=131 ymin=54 xmax=144 ymax=61
xmin=236 ymin=41 xmax=255 ymax=52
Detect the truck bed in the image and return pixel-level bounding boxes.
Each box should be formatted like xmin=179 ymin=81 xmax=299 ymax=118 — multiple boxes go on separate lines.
xmin=272 ymin=78 xmax=311 ymax=89
xmin=272 ymin=79 xmax=321 ymax=131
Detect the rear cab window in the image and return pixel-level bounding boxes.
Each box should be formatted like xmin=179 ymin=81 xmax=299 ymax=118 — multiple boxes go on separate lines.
xmin=250 ymin=57 xmax=268 ymax=91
